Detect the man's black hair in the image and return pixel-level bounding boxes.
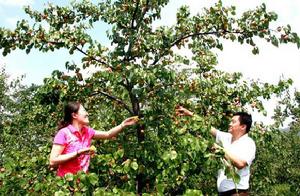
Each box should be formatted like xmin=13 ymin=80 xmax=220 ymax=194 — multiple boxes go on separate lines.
xmin=233 ymin=112 xmax=252 ymax=133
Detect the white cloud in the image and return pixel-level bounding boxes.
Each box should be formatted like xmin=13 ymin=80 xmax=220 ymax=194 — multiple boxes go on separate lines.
xmin=0 ymin=0 xmax=34 ymax=7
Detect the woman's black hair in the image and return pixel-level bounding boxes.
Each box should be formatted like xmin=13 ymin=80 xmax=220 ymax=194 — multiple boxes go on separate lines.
xmin=57 ymin=101 xmax=81 ymax=130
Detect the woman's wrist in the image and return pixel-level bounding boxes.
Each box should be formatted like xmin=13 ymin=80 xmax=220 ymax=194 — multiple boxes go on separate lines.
xmin=120 ymin=122 xmax=125 ymax=129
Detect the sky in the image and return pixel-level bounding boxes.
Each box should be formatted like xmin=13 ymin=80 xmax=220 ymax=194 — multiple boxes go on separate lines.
xmin=0 ymin=0 xmax=299 ymax=125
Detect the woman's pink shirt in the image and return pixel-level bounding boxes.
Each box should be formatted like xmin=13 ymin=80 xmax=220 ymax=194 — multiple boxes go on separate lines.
xmin=53 ymin=124 xmax=95 ymax=177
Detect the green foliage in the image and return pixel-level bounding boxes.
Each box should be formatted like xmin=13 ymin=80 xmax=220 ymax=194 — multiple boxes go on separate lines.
xmin=0 ymin=0 xmax=299 ymax=195
xmin=250 ymin=125 xmax=300 ymax=195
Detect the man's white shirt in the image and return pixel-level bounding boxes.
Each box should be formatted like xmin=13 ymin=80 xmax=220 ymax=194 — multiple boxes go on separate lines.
xmin=216 ymin=130 xmax=256 ymax=192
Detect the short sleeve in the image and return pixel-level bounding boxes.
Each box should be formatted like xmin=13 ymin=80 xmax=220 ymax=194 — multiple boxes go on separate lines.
xmin=216 ymin=130 xmax=231 ymax=147
xmin=53 ymin=129 xmax=67 ymax=145
xmin=88 ymin=127 xmax=96 ymax=140
xmin=240 ymin=139 xmax=256 ymax=165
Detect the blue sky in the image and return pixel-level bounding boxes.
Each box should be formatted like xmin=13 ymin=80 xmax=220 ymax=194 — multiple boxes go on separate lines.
xmin=1 ymin=0 xmax=300 ymax=125
xmin=0 ymin=1 xmax=74 ymax=84
xmin=0 ymin=0 xmax=110 ymax=85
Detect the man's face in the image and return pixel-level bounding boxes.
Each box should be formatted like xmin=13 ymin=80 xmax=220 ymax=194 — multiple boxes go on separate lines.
xmin=229 ymin=115 xmax=244 ymax=134
xmin=74 ymin=104 xmax=89 ymax=125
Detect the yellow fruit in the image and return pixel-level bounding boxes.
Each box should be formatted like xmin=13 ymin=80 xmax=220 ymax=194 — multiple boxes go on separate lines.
xmin=132 ymin=116 xmax=139 ymax=121
xmin=90 ymin=145 xmax=96 ymax=152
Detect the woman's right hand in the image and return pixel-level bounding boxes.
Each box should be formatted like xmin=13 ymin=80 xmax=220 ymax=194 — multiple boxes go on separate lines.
xmin=77 ymin=147 xmax=92 ymax=156
xmin=121 ymin=116 xmax=139 ymax=128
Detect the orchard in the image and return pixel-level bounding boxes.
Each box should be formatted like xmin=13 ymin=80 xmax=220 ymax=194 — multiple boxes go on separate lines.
xmin=0 ymin=0 xmax=299 ymax=195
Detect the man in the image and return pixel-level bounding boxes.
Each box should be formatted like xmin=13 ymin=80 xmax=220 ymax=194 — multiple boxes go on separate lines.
xmin=176 ymin=106 xmax=256 ymax=196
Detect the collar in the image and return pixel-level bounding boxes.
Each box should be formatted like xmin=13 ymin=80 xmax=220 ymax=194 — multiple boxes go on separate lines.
xmin=231 ymin=133 xmax=249 ymax=143
xmin=67 ymin=124 xmax=88 ymax=134
xmin=240 ymin=133 xmax=249 ymax=140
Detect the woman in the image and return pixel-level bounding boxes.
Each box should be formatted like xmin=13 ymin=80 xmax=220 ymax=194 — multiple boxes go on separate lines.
xmin=49 ymin=101 xmax=138 ymax=177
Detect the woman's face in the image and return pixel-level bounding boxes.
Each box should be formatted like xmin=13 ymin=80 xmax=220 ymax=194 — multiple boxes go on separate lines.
xmin=73 ymin=104 xmax=89 ymax=125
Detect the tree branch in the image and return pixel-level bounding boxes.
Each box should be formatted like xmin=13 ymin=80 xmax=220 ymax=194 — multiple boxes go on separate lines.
xmin=151 ymin=30 xmax=246 ymax=66
xmin=41 ymin=38 xmax=113 ymax=70
xmin=131 ymin=0 xmax=140 ymax=29
xmin=137 ymin=0 xmax=149 ymax=28
xmin=124 ymin=0 xmax=149 ymax=62
xmin=91 ymin=90 xmax=133 ymax=114
xmin=75 ymin=46 xmax=114 ymax=70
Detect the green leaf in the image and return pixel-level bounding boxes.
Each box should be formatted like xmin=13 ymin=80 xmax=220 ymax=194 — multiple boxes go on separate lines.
xmin=31 ymin=157 xmax=37 ymax=162
xmin=184 ymin=189 xmax=203 ymax=196
xmin=88 ymin=173 xmax=98 ymax=186
xmin=156 ymin=184 xmax=165 ymax=194
xmin=55 ymin=191 xmax=68 ymax=196
xmin=252 ymin=46 xmax=259 ymax=55
xmin=170 ymin=150 xmax=177 ymax=160
xmin=65 ymin=173 xmax=74 ymax=182
xmin=130 ymin=161 xmax=139 ymax=170
xmin=271 ymin=35 xmax=279 ymax=47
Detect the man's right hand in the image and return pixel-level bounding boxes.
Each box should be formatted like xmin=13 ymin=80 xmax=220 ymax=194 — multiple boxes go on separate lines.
xmin=175 ymin=106 xmax=194 ymax=117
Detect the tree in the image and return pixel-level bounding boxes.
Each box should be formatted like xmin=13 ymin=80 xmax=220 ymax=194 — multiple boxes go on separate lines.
xmin=0 ymin=67 xmax=9 ymax=130
xmin=0 ymin=0 xmax=299 ymax=195
xmin=286 ymin=92 xmax=300 ymax=194
xmin=0 ymin=66 xmax=25 ymax=160
xmin=249 ymin=90 xmax=300 ymax=195
xmin=0 ymin=66 xmax=11 ymax=165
